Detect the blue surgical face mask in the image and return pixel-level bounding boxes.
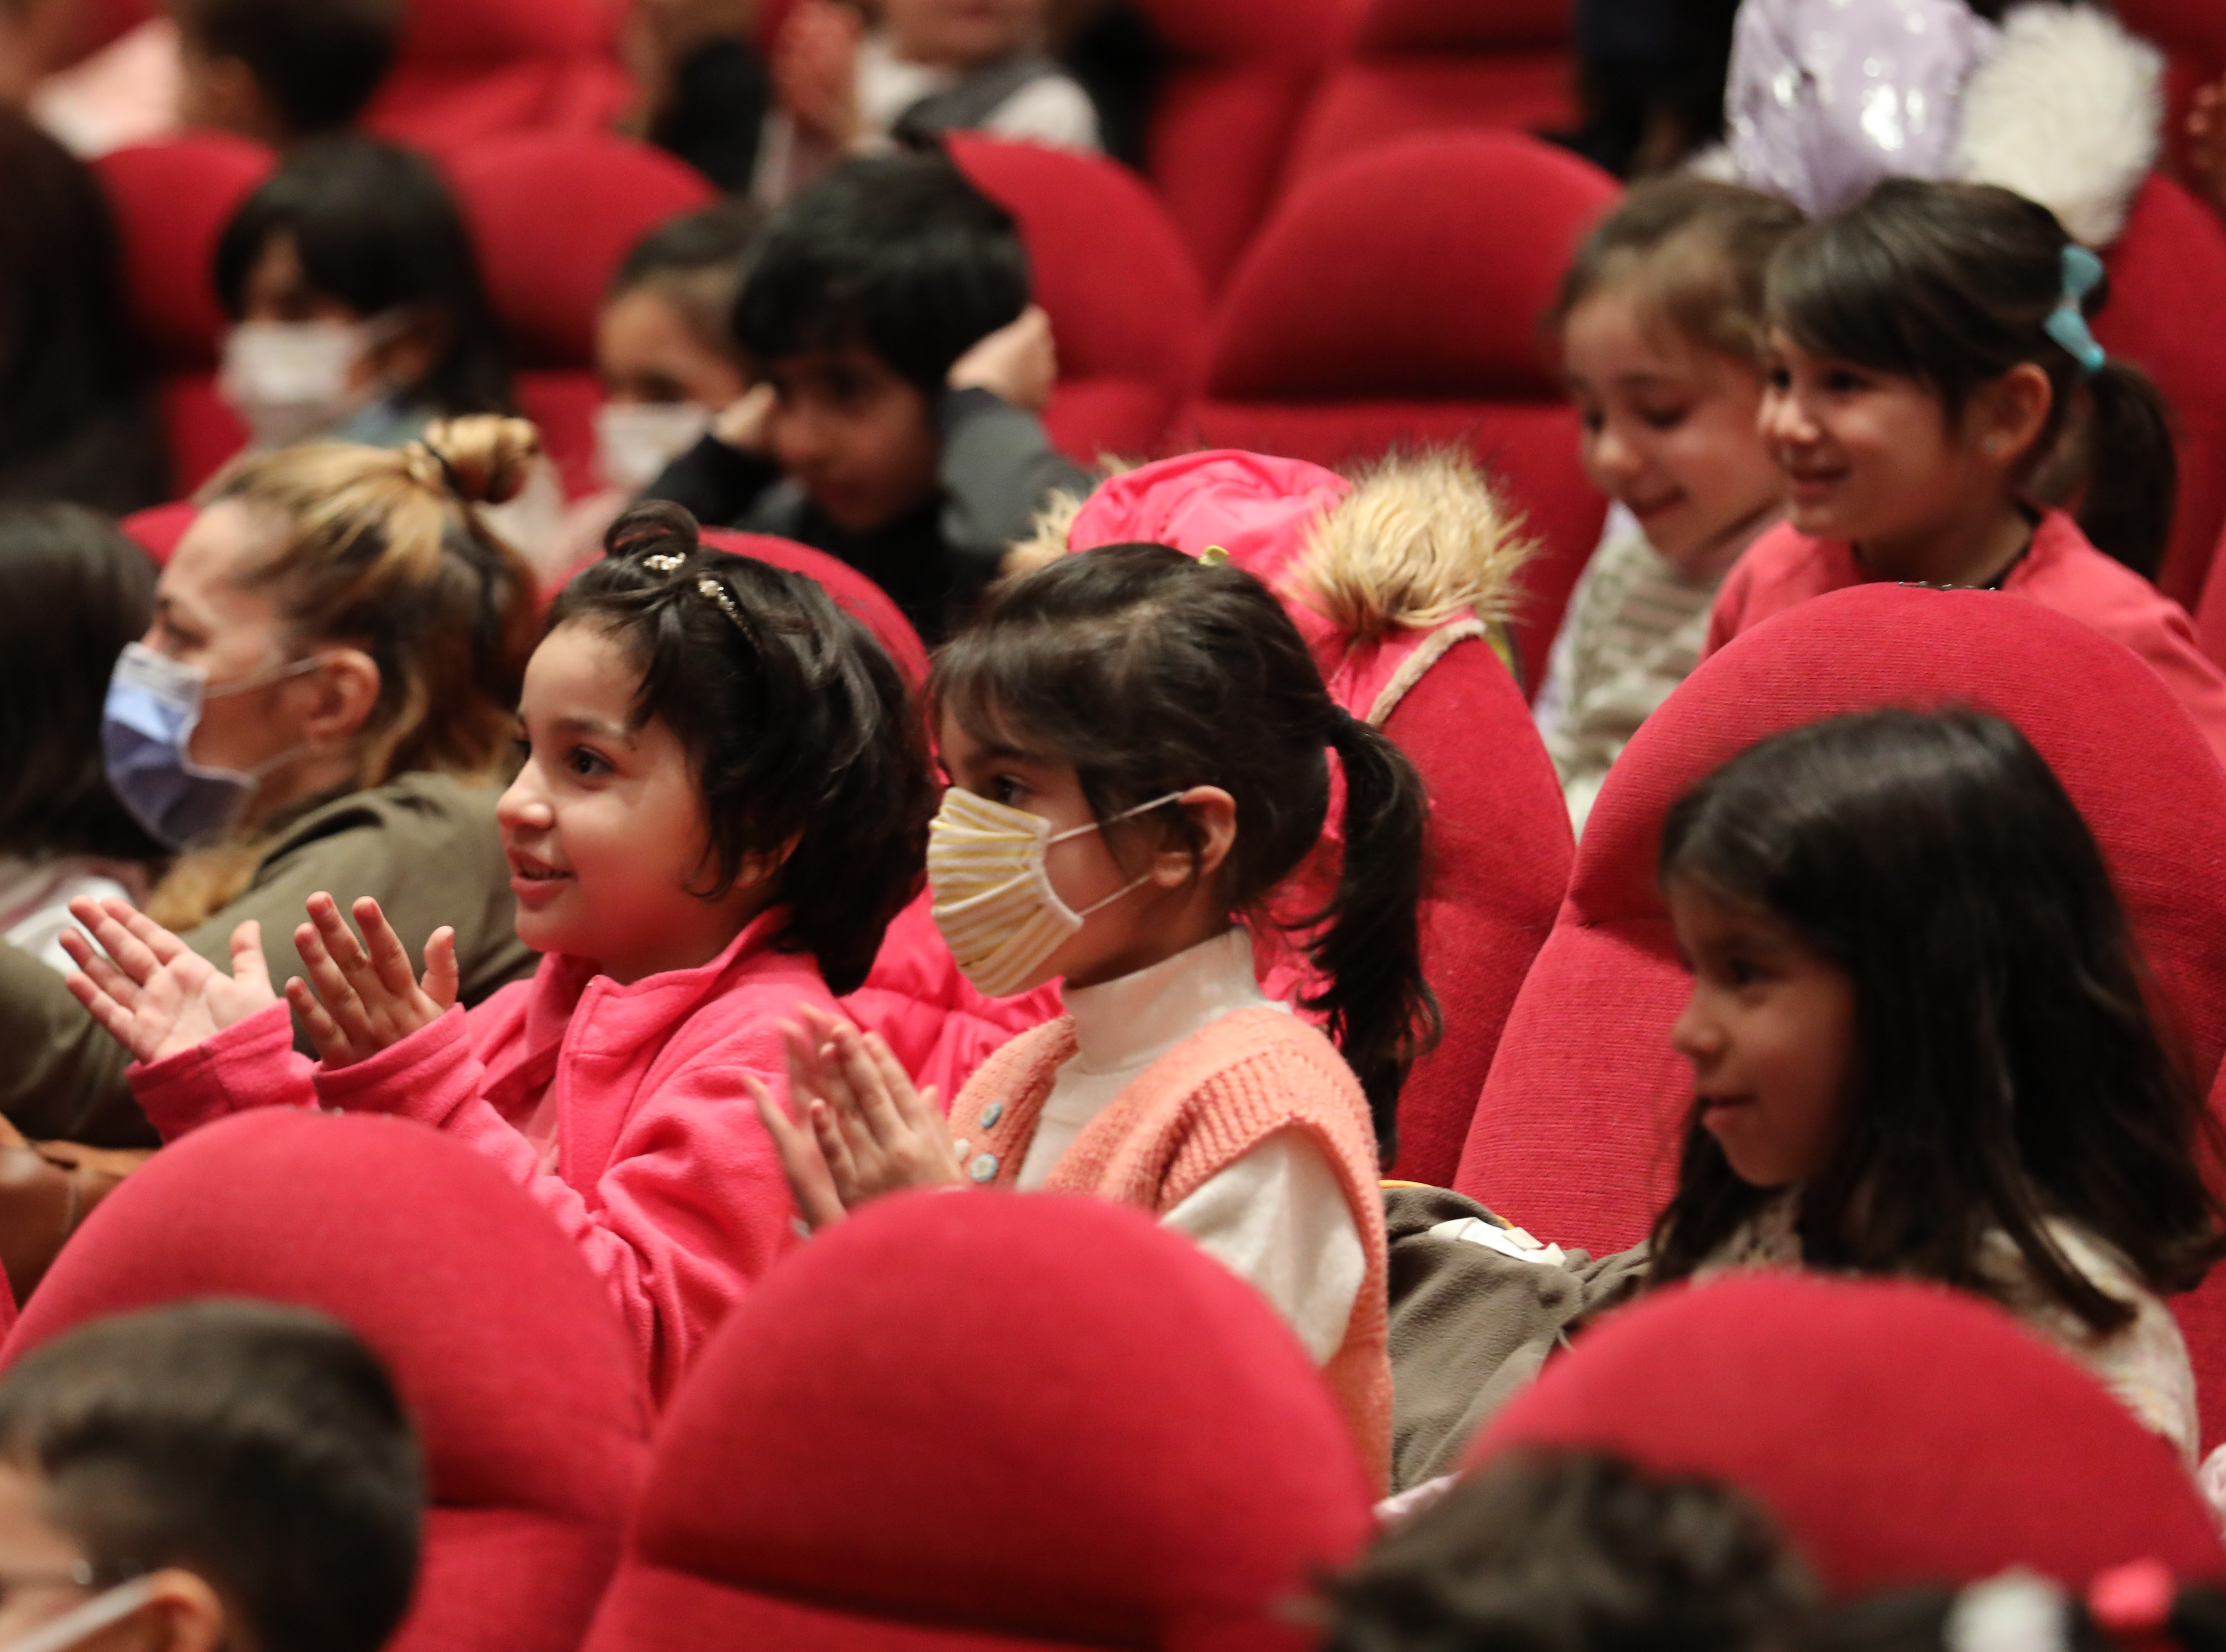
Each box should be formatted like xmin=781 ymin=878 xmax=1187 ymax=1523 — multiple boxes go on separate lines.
xmin=102 ymin=642 xmax=321 ymax=850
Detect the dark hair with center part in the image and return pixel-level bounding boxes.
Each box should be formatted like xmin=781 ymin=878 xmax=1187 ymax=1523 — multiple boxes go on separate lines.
xmin=0 ymin=504 xmax=162 ymax=865
xmin=549 ymin=502 xmax=932 ymax=993
xmin=214 ymin=136 xmax=514 ymax=419
xmin=0 ymin=1299 xmax=421 ymax=1652
xmin=932 ymin=543 xmax=1438 ymax=1155
xmin=172 ymin=0 xmax=403 ymax=138
xmin=1649 ymin=709 xmax=2226 ymax=1331
xmin=1769 ymin=178 xmax=2177 ymax=578
xmin=1321 ymin=1449 xmax=1814 ymax=1652
xmin=1551 ymin=176 xmax=1807 ymax=367
xmin=733 ymin=152 xmax=1029 ymax=393
xmin=611 ymin=198 xmax=763 ymax=361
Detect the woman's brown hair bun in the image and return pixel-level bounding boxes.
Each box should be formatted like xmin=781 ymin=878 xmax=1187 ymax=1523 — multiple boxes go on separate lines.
xmin=418 ymin=415 xmax=541 ymax=508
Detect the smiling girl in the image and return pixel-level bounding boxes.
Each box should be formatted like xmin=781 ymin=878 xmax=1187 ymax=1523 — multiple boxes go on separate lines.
xmin=1539 ymin=178 xmax=1805 ymax=832
xmin=63 ymin=501 xmax=932 ymax=1401
xmin=1704 ymin=179 xmax=2226 ymax=768
xmin=1650 ymin=709 xmax=2226 ymax=1462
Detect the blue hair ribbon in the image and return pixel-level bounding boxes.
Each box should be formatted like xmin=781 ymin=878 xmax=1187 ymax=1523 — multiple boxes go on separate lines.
xmin=2043 ymin=244 xmax=2108 ymax=378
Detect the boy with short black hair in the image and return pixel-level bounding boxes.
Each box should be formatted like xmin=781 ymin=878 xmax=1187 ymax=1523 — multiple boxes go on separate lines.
xmin=1324 ymin=1450 xmax=1814 ymax=1652
xmin=647 ymin=150 xmax=1089 ymax=642
xmin=173 ymin=0 xmax=403 ymax=147
xmin=0 ymin=1299 xmax=421 ymax=1652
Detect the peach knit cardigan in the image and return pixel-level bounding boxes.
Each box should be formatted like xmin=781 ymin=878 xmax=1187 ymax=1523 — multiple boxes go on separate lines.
xmin=948 ymin=1006 xmax=1392 ymax=1486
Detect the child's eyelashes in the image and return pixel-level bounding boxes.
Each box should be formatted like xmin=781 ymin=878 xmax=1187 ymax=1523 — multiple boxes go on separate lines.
xmin=1637 ymin=404 xmax=1693 ymax=432
xmin=989 ymin=775 xmax=1028 ymax=807
xmin=565 ymin=746 xmax=614 ymax=780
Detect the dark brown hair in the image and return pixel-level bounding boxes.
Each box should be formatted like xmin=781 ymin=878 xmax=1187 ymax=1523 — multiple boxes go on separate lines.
xmin=1649 ymin=710 xmax=2226 ymax=1334
xmin=1770 ymin=178 xmax=2177 ymax=578
xmin=549 ymin=502 xmax=932 ymax=994
xmin=932 ymin=543 xmax=1438 ymax=1157
xmin=1322 ymin=1449 xmax=1814 ymax=1652
xmin=1552 ymin=176 xmax=1808 ymax=367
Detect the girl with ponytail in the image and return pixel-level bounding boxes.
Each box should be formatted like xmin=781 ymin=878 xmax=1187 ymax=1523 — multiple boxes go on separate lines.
xmin=755 ymin=542 xmax=1438 ymax=1488
xmin=1705 ymin=178 xmax=2226 ymax=770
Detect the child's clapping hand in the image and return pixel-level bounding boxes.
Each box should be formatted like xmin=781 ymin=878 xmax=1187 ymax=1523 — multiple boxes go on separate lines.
xmin=61 ymin=899 xmax=278 ymax=1065
xmin=748 ymin=1004 xmax=960 ymax=1231
xmin=286 ymin=893 xmax=459 ymax=1069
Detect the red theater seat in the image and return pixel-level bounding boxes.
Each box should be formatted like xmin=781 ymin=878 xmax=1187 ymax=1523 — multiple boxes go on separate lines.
xmin=946 ymin=134 xmax=1209 ymax=463
xmin=1130 ymin=0 xmax=1350 ymax=288
xmin=2117 ymin=0 xmax=2226 ymax=178
xmin=1283 ymin=0 xmax=1578 ymax=195
xmin=6 ymin=1110 xmax=650 ymax=1652
xmin=1452 ymin=586 xmax=2226 ymax=1438
xmin=580 ymin=1192 xmax=1374 ymax=1651
xmin=94 ymin=136 xmax=270 ymax=494
xmin=698 ymin=528 xmax=930 ymax=688
xmin=1476 ymin=1274 xmax=2226 ymax=1592
xmin=2094 ymin=173 xmax=2226 ymax=609
xmin=1380 ymin=635 xmax=1573 ymax=1186
xmin=365 ymin=0 xmax=631 ymax=158
xmin=449 ymin=132 xmax=716 ymax=498
xmin=1185 ymin=135 xmax=1620 ymax=690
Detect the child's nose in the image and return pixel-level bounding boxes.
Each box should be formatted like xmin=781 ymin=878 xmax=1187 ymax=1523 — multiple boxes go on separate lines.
xmin=495 ymin=771 xmax=552 ymax=833
xmin=1669 ymin=991 xmax=1724 ymax=1067
xmin=1589 ymin=422 xmax=1643 ymax=484
xmin=1760 ymin=388 xmax=1818 ymax=451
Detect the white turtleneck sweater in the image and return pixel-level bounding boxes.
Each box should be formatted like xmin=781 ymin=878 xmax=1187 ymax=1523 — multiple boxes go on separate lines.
xmin=1009 ymin=929 xmax=1366 ymax=1363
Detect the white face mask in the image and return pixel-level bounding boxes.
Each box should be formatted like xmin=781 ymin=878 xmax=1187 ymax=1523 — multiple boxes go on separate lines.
xmin=0 ymin=1577 xmax=160 ymax=1652
xmin=217 ymin=319 xmax=382 ymax=449
xmin=595 ymin=401 xmax=713 ymax=495
xmin=927 ymin=787 xmax=1183 ymax=998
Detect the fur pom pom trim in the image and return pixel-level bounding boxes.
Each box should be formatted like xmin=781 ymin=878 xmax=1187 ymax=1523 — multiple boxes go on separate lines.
xmin=1955 ymin=2 xmax=2163 ymax=248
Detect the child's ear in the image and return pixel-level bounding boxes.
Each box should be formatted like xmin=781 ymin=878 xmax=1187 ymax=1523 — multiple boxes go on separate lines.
xmin=1150 ymin=787 xmax=1238 ymax=887
xmin=127 ymin=1567 xmax=227 ymax=1652
xmin=1974 ymin=362 xmax=2055 ymax=469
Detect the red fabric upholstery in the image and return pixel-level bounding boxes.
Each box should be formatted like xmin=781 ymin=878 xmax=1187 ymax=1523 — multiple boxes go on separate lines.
xmin=1380 ymin=636 xmax=1572 ymax=1185
xmin=1473 ymin=1274 xmax=2226 ymax=1592
xmin=449 ymin=132 xmax=715 ymax=369
xmin=2199 ymin=517 xmax=2226 ymax=667
xmin=94 ymin=137 xmax=272 ymax=495
xmin=579 ymin=1191 xmax=1374 ymax=1651
xmin=2116 ymin=0 xmax=2226 ymax=175
xmin=1453 ymin=589 xmax=2226 ymax=1321
xmin=1352 ymin=0 xmax=1570 ymax=52
xmin=1128 ymin=0 xmax=1349 ymax=288
xmin=2093 ymin=174 xmax=2226 ymax=610
xmin=1188 ymin=135 xmax=1618 ymax=690
xmin=120 ymin=500 xmax=197 ymax=564
xmin=516 ymin=369 xmax=604 ymax=501
xmin=698 ymin=528 xmax=930 ymax=688
xmin=364 ymin=0 xmax=630 ymax=156
xmin=5 ymin=1109 xmax=650 ymax=1652
xmin=94 ymin=136 xmax=271 ymax=368
xmin=946 ymin=134 xmax=1208 ymax=463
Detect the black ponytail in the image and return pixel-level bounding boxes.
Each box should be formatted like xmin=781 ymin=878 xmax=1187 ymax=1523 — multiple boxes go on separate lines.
xmin=933 ymin=543 xmax=1439 ymax=1159
xmin=1771 ymin=178 xmax=2178 ymax=579
xmin=1319 ymin=710 xmax=1439 ymax=1155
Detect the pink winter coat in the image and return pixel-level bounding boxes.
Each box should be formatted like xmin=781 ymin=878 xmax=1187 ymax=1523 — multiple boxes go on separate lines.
xmin=1706 ymin=511 xmax=2226 ymax=773
xmin=129 ymin=909 xmax=826 ymax=1403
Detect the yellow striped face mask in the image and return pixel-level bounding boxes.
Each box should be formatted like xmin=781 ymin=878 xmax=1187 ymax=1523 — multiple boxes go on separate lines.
xmin=927 ymin=787 xmax=1184 ymax=998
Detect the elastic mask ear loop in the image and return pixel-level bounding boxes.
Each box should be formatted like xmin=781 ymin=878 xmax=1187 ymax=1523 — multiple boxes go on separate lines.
xmin=1047 ymin=791 xmax=1188 ymax=919
xmin=0 ymin=1576 xmax=160 ymax=1652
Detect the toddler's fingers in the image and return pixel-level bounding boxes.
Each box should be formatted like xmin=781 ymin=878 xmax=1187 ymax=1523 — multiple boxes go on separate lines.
xmin=295 ymin=921 xmax=374 ymax=1049
xmin=66 ymin=975 xmax=141 ymax=1050
xmin=808 ymin=1097 xmax=864 ymax=1191
xmin=352 ymin=897 xmax=420 ymax=998
xmin=423 ymin=927 xmax=460 ymax=1009
xmin=306 ymin=892 xmax=375 ymax=979
xmin=59 ymin=930 xmax=137 ymax=1010
xmin=103 ymin=900 xmax=193 ymax=965
xmin=72 ymin=900 xmax=163 ymax=988
xmin=286 ymin=978 xmax=353 ymax=1066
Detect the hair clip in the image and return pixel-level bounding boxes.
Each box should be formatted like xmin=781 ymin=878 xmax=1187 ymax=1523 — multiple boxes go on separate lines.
xmin=1197 ymin=545 xmax=1230 ymax=567
xmin=696 ymin=574 xmax=748 ymax=632
xmin=642 ymin=552 xmax=685 ymax=573
xmin=2044 ymin=244 xmax=2108 ymax=378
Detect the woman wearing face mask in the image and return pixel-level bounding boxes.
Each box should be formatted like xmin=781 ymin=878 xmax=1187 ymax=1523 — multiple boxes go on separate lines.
xmin=0 ymin=416 xmax=542 ymax=1149
xmin=210 ymin=138 xmax=570 ymax=581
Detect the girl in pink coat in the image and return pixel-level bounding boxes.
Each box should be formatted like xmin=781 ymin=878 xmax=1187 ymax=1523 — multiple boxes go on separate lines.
xmin=63 ymin=501 xmax=934 ymax=1402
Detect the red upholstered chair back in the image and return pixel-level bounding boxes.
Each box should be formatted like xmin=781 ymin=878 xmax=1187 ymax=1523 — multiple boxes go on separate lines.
xmin=1281 ymin=0 xmax=1578 ymax=199
xmin=1455 ymin=585 xmax=2226 ymax=1264
xmin=93 ymin=136 xmax=270 ymax=493
xmin=2116 ymin=0 xmax=2226 ymax=177
xmin=447 ymin=132 xmax=715 ymax=497
xmin=698 ymin=529 xmax=930 ymax=688
xmin=119 ymin=500 xmax=196 ymax=564
xmin=946 ymin=134 xmax=1208 ymax=463
xmin=1129 ymin=0 xmax=1350 ymax=287
xmin=2092 ymin=174 xmax=2226 ymax=610
xmin=1184 ymin=135 xmax=1619 ymax=690
xmin=1377 ymin=636 xmax=1572 ymax=1185
xmin=364 ymin=0 xmax=629 ymax=155
xmin=580 ymin=1192 xmax=1375 ymax=1651
xmin=6 ymin=1111 xmax=650 ymax=1652
xmin=1474 ymin=1274 xmax=2226 ymax=1592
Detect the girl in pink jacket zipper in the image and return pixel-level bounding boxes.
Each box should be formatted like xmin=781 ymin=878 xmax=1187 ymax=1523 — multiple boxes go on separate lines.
xmin=62 ymin=501 xmax=934 ymax=1402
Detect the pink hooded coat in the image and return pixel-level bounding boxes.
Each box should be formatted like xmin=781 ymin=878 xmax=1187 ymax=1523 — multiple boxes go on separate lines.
xmin=128 ymin=909 xmax=825 ymax=1403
